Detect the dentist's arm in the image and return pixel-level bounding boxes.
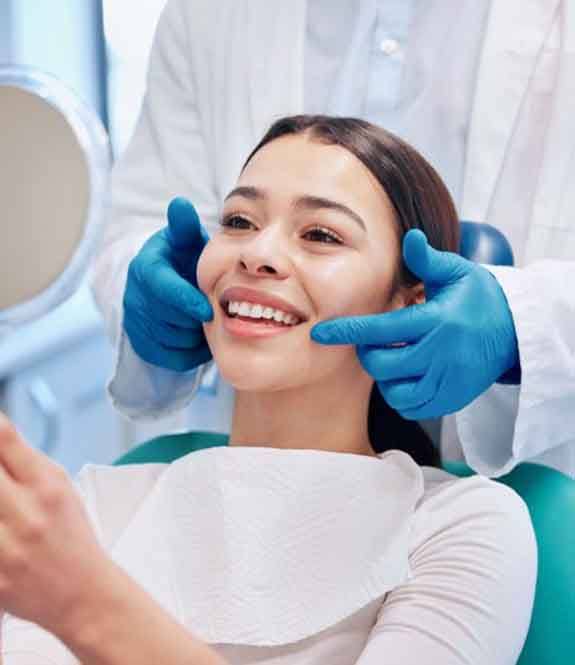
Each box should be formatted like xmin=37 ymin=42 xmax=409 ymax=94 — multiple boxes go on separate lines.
xmin=312 ymin=229 xmax=575 ymax=476
xmin=92 ymin=0 xmax=218 ymax=420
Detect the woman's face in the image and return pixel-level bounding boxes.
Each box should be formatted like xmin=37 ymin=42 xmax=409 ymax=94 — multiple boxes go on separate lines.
xmin=197 ymin=133 xmax=416 ymax=393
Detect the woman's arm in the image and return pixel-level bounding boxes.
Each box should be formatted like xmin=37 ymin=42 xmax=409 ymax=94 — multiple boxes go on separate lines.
xmin=1 ymin=565 xmax=228 ymax=665
xmin=0 ymin=415 xmax=227 ymax=665
xmin=354 ymin=477 xmax=537 ymax=664
xmin=54 ymin=562 xmax=227 ymax=665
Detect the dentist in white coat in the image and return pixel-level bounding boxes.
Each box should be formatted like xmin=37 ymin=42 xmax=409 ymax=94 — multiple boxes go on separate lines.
xmin=93 ymin=0 xmax=575 ymax=477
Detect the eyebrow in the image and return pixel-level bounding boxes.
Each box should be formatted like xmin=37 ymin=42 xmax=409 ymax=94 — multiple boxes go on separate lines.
xmin=224 ymin=185 xmax=366 ymax=231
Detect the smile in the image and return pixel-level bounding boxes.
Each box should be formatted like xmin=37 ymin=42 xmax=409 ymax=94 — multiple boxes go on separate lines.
xmin=226 ymin=300 xmax=301 ymax=325
xmin=217 ymin=286 xmax=308 ymax=338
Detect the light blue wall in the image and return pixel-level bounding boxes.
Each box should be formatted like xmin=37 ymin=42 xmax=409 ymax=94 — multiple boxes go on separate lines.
xmin=0 ymin=1 xmax=13 ymax=62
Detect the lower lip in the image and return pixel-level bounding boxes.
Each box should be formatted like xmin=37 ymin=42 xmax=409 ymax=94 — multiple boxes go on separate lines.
xmin=222 ymin=314 xmax=302 ymax=338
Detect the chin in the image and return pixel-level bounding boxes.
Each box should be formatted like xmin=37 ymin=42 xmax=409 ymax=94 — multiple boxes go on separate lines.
xmin=214 ymin=348 xmax=306 ymax=393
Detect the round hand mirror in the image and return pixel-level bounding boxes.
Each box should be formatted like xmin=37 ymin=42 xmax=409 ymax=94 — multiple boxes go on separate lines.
xmin=0 ymin=65 xmax=110 ymax=334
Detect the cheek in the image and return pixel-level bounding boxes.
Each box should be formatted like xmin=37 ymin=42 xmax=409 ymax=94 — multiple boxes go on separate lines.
xmin=197 ymin=240 xmax=225 ymax=296
xmin=307 ymin=255 xmax=398 ymax=318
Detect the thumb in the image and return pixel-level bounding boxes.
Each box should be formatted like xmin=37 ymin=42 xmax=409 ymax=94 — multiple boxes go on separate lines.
xmin=403 ymin=229 xmax=469 ymax=286
xmin=166 ymin=197 xmax=210 ymax=252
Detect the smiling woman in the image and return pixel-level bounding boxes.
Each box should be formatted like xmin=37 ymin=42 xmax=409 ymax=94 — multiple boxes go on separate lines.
xmin=198 ymin=115 xmax=459 ymax=464
xmin=1 ymin=116 xmax=536 ymax=665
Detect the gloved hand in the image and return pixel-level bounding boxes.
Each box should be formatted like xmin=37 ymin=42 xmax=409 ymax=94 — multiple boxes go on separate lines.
xmin=311 ymin=229 xmax=520 ymax=419
xmin=123 ymin=197 xmax=214 ymax=372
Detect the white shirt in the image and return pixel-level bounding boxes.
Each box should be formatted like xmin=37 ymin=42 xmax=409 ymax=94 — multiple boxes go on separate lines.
xmin=1 ymin=447 xmax=536 ymax=664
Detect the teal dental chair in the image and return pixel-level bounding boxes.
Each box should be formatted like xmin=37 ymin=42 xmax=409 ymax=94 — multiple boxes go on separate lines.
xmin=114 ymin=222 xmax=575 ymax=665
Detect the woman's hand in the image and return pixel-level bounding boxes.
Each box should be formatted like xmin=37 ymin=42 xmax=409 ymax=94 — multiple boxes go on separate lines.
xmin=0 ymin=412 xmax=113 ymax=638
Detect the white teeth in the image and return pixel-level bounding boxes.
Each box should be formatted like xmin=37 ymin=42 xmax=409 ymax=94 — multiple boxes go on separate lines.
xmin=226 ymin=300 xmax=300 ymax=325
xmin=238 ymin=302 xmax=251 ymax=316
xmin=250 ymin=303 xmax=263 ymax=318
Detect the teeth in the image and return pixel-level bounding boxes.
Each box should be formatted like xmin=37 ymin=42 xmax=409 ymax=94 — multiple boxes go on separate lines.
xmin=251 ymin=304 xmax=263 ymax=318
xmin=226 ymin=300 xmax=300 ymax=325
xmin=238 ymin=302 xmax=251 ymax=316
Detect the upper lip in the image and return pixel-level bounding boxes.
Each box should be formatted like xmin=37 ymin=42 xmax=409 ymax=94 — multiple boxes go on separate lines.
xmin=219 ymin=286 xmax=308 ymax=321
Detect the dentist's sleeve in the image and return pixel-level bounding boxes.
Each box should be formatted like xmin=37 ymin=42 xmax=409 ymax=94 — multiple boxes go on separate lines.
xmin=456 ymin=259 xmax=575 ymax=477
xmin=91 ymin=0 xmax=217 ymax=421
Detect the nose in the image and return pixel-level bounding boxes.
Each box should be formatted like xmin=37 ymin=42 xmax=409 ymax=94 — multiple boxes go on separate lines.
xmin=237 ymin=227 xmax=290 ymax=279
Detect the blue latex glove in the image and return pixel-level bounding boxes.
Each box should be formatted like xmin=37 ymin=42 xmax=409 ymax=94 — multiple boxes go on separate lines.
xmin=123 ymin=197 xmax=214 ymax=372
xmin=311 ymin=229 xmax=520 ymax=419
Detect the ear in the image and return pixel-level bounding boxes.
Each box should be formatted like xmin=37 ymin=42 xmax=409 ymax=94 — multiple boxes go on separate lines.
xmin=391 ymin=281 xmax=425 ymax=309
xmin=406 ymin=281 xmax=425 ymax=306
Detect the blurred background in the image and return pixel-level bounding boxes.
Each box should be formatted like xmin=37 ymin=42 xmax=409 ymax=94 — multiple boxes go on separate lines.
xmin=0 ymin=0 xmax=221 ymax=474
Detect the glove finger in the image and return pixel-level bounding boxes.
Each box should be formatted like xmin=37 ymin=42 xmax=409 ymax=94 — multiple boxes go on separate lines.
xmin=379 ymin=368 xmax=439 ymax=413
xmin=137 ymin=256 xmax=213 ymax=322
xmin=166 ymin=197 xmax=210 ymax=253
xmin=311 ymin=305 xmax=437 ymax=346
xmin=142 ymin=287 xmax=211 ymax=328
xmin=146 ymin=317 xmax=207 ymax=350
xmin=403 ymin=229 xmax=468 ymax=286
xmin=125 ymin=319 xmax=213 ymax=372
xmin=357 ymin=341 xmax=430 ymax=382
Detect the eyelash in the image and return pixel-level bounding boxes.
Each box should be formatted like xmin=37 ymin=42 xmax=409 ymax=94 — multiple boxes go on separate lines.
xmin=220 ymin=215 xmax=344 ymax=245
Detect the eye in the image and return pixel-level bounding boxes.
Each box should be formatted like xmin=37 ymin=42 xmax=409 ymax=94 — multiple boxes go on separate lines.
xmin=220 ymin=214 xmax=255 ymax=230
xmin=302 ymin=225 xmax=343 ymax=245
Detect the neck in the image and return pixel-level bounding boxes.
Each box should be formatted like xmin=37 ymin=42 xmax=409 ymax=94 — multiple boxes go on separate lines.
xmin=229 ymin=371 xmax=377 ymax=458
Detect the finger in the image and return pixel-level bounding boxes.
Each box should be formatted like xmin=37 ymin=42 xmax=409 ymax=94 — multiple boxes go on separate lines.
xmin=311 ymin=304 xmax=437 ymax=346
xmin=124 ymin=322 xmax=213 ymax=372
xmin=0 ymin=458 xmax=20 ymax=517
xmin=166 ymin=197 xmax=210 ymax=252
xmin=403 ymin=229 xmax=468 ymax=286
xmin=126 ymin=282 xmax=210 ymax=329
xmin=0 ymin=413 xmax=49 ymax=486
xmin=379 ymin=367 xmax=440 ymax=413
xmin=145 ymin=317 xmax=207 ymax=350
xmin=136 ymin=256 xmax=213 ymax=322
xmin=401 ymin=399 xmax=449 ymax=421
xmin=357 ymin=343 xmax=429 ymax=382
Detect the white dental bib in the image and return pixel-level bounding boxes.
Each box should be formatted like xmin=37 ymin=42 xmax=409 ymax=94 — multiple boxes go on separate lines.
xmin=83 ymin=446 xmax=424 ymax=647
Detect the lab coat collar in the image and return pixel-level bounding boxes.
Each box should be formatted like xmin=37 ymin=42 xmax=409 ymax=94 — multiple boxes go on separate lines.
xmin=462 ymin=0 xmax=561 ymax=223
xmin=110 ymin=446 xmax=424 ymax=646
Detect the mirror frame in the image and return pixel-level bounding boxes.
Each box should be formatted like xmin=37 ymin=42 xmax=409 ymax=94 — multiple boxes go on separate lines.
xmin=0 ymin=65 xmax=110 ymax=330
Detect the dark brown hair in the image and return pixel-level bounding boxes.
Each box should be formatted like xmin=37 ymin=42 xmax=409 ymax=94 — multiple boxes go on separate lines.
xmin=243 ymin=115 xmax=460 ymax=467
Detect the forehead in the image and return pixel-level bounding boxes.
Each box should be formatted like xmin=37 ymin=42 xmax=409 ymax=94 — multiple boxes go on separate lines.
xmin=237 ymin=134 xmax=394 ymax=217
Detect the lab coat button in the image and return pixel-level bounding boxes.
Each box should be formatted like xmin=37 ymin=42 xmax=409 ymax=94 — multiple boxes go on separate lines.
xmin=379 ymin=38 xmax=399 ymax=55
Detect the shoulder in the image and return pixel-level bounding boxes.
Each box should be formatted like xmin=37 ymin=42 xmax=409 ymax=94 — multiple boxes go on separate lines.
xmin=74 ymin=463 xmax=167 ymax=550
xmin=417 ymin=465 xmax=533 ymax=527
xmin=411 ymin=466 xmax=537 ymax=567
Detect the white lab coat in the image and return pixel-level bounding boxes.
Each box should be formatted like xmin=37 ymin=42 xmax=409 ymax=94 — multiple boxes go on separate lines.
xmin=92 ymin=0 xmax=575 ymax=477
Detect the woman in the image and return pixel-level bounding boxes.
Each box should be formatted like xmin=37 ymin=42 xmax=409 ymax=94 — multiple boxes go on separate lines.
xmin=0 ymin=116 xmax=536 ymax=664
